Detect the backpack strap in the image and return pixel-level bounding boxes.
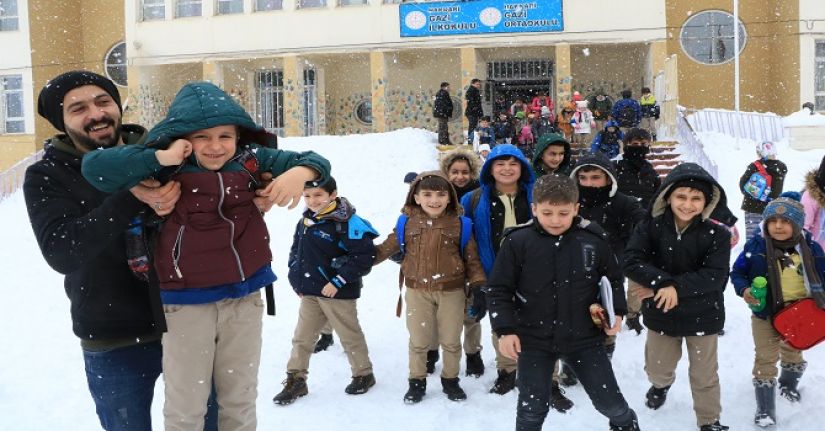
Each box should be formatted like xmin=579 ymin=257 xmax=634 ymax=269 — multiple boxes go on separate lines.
xmin=395 ymin=214 xmax=409 ymax=256
xmin=754 ymin=161 xmax=772 ymax=188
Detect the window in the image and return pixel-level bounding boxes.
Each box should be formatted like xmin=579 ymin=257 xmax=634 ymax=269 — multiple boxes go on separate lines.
xmin=816 ymin=41 xmax=825 ymax=111
xmin=339 ymin=0 xmax=368 ymax=5
xmin=354 ymin=99 xmax=372 ymax=125
xmin=298 ymin=0 xmax=326 ymax=9
xmin=680 ymin=10 xmax=747 ymax=65
xmin=0 ymin=0 xmax=19 ymax=31
xmin=1 ymin=75 xmax=25 ymax=134
xmin=255 ymin=0 xmax=282 ymax=11
xmin=217 ymin=0 xmax=243 ymax=14
xmin=255 ymin=70 xmax=284 ymax=135
xmin=176 ymin=0 xmax=201 ymax=17
xmin=142 ymin=0 xmax=165 ymax=21
xmin=104 ymin=42 xmax=128 ymax=87
xmin=383 ymin=0 xmax=402 ymax=4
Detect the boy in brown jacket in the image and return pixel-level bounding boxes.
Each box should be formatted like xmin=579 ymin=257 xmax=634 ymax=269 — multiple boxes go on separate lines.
xmin=375 ymin=171 xmax=486 ymax=403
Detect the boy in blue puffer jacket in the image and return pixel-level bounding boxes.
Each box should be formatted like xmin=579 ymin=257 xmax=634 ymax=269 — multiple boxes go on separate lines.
xmin=274 ymin=177 xmax=378 ymax=405
xmin=731 ymin=192 xmax=825 ymax=427
xmin=591 ymin=120 xmax=624 ymax=159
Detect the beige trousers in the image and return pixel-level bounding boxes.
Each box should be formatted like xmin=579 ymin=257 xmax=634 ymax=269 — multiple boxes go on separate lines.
xmin=162 ymin=292 xmax=264 ymax=431
xmin=429 ymin=292 xmax=483 ymax=355
xmin=751 ymin=315 xmax=804 ymax=380
xmin=406 ymin=288 xmax=465 ymax=379
xmin=640 ymin=117 xmax=656 ymax=137
xmin=492 ymin=331 xmax=518 ymax=373
xmin=286 ymin=296 xmax=373 ymax=379
xmin=626 ymin=279 xmax=643 ymax=318
xmin=645 ymin=330 xmax=721 ymax=427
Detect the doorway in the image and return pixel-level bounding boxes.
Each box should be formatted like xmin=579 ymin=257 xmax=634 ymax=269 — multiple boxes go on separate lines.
xmin=486 ymin=59 xmax=554 ymax=115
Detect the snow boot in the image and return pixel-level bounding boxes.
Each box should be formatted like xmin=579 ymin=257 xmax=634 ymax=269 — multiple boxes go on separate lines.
xmin=778 ymin=362 xmax=805 ymax=402
xmin=404 ymin=378 xmax=427 ymax=404
xmin=605 ymin=342 xmax=616 ymax=361
xmin=753 ymin=379 xmax=776 ymax=427
xmin=272 ymin=373 xmax=308 ymax=405
xmin=426 ymin=349 xmax=440 ymax=374
xmin=465 ymin=352 xmax=485 ymax=377
xmin=441 ymin=377 xmax=467 ymax=401
xmin=609 ymin=410 xmax=640 ymax=431
xmin=644 ymin=384 xmax=670 ymax=410
xmin=345 ymin=373 xmax=375 ymax=395
xmin=699 ymin=421 xmax=730 ymax=431
xmin=626 ymin=316 xmax=643 ymax=335
xmin=550 ymin=381 xmax=574 ymax=413
xmin=559 ymin=362 xmax=578 ymax=387
xmin=489 ymin=369 xmax=517 ymax=395
xmin=313 ymin=333 xmax=334 ymax=353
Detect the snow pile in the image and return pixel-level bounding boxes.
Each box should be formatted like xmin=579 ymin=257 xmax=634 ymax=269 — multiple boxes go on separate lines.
xmin=781 ymin=109 xmax=825 ymax=128
xmin=1 ymin=128 xmax=824 ymax=430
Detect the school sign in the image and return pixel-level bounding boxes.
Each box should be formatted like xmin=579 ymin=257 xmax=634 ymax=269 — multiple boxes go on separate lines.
xmin=399 ymin=0 xmax=564 ymax=38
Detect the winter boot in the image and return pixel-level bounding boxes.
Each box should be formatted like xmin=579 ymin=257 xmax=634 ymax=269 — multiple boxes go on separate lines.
xmin=626 ymin=316 xmax=643 ymax=335
xmin=426 ymin=349 xmax=440 ymax=374
xmin=609 ymin=410 xmax=640 ymax=431
xmin=605 ymin=342 xmax=617 ymax=361
xmin=404 ymin=378 xmax=427 ymax=404
xmin=489 ymin=369 xmax=517 ymax=395
xmin=550 ymin=381 xmax=574 ymax=413
xmin=345 ymin=373 xmax=376 ymax=395
xmin=465 ymin=352 xmax=485 ymax=377
xmin=441 ymin=377 xmax=467 ymax=401
xmin=753 ymin=379 xmax=776 ymax=428
xmin=559 ymin=362 xmax=578 ymax=387
xmin=699 ymin=421 xmax=730 ymax=431
xmin=272 ymin=373 xmax=308 ymax=405
xmin=644 ymin=384 xmax=671 ymax=410
xmin=313 ymin=333 xmax=334 ymax=353
xmin=778 ymin=362 xmax=805 ymax=402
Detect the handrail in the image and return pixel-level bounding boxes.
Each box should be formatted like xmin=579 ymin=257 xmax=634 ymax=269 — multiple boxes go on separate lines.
xmin=0 ymin=150 xmax=43 ymax=203
xmin=686 ymin=108 xmax=787 ymax=143
xmin=676 ymin=109 xmax=719 ymax=180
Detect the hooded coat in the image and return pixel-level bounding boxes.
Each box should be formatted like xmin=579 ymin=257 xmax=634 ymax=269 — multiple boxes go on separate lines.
xmin=81 ymin=82 xmax=331 ymax=299
xmin=614 ymin=150 xmax=661 ymax=210
xmin=532 ymin=133 xmax=573 ymax=177
xmin=374 ymin=171 xmax=486 ymax=291
xmin=623 ymin=163 xmax=732 ymax=336
xmin=461 ymin=144 xmax=535 ymax=275
xmin=802 ymin=170 xmax=825 ymax=248
xmin=591 ymin=120 xmax=624 ymax=159
xmin=439 ymin=146 xmax=481 ymax=200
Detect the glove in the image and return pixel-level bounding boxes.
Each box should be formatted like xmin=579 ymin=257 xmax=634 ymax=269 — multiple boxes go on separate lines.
xmin=467 ymin=290 xmax=487 ymax=322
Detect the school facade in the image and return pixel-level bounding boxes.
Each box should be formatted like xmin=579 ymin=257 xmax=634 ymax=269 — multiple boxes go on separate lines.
xmin=1 ymin=0 xmax=824 ymax=170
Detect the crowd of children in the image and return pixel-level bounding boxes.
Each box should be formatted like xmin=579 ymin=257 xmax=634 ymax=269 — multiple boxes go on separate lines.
xmin=77 ymin=77 xmax=825 ymax=431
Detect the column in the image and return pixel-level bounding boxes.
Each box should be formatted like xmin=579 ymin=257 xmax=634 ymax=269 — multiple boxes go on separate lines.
xmin=370 ymin=51 xmax=388 ymax=133
xmin=646 ymin=41 xmax=668 ymax=87
xmin=202 ymin=61 xmax=224 ymax=87
xmin=555 ymin=43 xmax=572 ymax=105
xmin=283 ymin=55 xmax=305 ymax=137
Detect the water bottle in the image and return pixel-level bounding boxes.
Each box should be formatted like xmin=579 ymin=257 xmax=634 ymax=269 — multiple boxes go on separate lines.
xmin=749 ymin=276 xmax=768 ymax=312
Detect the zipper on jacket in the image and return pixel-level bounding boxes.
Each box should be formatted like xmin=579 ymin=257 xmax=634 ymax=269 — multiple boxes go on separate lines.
xmin=172 ymin=225 xmax=185 ymax=278
xmin=217 ymin=173 xmax=246 ymax=281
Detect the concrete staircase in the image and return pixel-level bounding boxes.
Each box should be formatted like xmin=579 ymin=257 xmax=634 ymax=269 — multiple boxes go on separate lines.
xmin=648 ymin=141 xmax=680 ymax=178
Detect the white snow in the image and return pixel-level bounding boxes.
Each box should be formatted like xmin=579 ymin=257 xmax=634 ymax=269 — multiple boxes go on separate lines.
xmin=1 ymin=127 xmax=824 ymax=430
xmin=781 ymin=109 xmax=825 ymax=128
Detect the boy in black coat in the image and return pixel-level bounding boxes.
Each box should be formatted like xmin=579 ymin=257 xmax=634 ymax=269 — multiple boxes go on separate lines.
xmin=488 ymin=175 xmax=639 ymax=431
xmin=624 ymin=163 xmax=732 ymax=431
xmin=433 ymin=82 xmax=454 ymax=146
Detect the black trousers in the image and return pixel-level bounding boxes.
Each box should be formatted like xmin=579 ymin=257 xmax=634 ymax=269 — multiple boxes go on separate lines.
xmin=467 ymin=115 xmax=479 ymax=144
xmin=437 ymin=117 xmax=450 ymax=145
xmin=515 ymin=342 xmax=636 ymax=431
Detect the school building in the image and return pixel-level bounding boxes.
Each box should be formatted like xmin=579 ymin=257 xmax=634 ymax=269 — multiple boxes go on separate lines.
xmin=1 ymin=0 xmax=824 ymax=170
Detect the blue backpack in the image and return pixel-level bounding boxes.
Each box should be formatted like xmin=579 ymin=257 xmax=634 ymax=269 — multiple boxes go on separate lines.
xmin=390 ymin=214 xmax=473 ymax=262
xmin=743 ymin=160 xmax=773 ymax=202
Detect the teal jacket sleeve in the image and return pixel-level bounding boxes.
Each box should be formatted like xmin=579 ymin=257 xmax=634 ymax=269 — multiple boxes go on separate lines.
xmin=252 ymin=145 xmax=331 ymax=183
xmin=81 ymin=145 xmax=164 ymax=193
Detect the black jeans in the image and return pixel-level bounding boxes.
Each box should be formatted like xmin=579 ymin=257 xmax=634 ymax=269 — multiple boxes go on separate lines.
xmin=437 ymin=117 xmax=450 ymax=145
xmin=467 ymin=115 xmax=479 ymax=144
xmin=515 ymin=343 xmax=636 ymax=431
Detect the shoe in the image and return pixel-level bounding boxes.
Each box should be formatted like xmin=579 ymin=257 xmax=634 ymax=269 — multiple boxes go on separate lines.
xmin=489 ymin=369 xmax=517 ymax=395
xmin=610 ymin=410 xmax=640 ymax=431
xmin=699 ymin=421 xmax=730 ymax=431
xmin=272 ymin=373 xmax=308 ymax=405
xmin=404 ymin=378 xmax=427 ymax=404
xmin=313 ymin=333 xmax=334 ymax=353
xmin=753 ymin=379 xmax=776 ymax=427
xmin=778 ymin=364 xmax=805 ymax=402
xmin=441 ymin=377 xmax=467 ymax=401
xmin=345 ymin=373 xmax=375 ymax=395
xmin=465 ymin=352 xmax=485 ymax=377
xmin=626 ymin=316 xmax=643 ymax=335
xmin=426 ymin=349 xmax=440 ymax=374
xmin=645 ymin=385 xmax=670 ymax=409
xmin=550 ymin=382 xmax=574 ymax=413
xmin=559 ymin=362 xmax=578 ymax=387
xmin=718 ymin=329 xmax=725 ymax=336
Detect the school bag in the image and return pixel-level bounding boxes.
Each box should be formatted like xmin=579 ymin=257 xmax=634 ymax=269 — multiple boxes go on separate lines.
xmin=617 ymin=104 xmax=637 ymax=128
xmin=772 ymin=298 xmax=825 ymax=350
xmin=742 ymin=161 xmax=773 ymax=202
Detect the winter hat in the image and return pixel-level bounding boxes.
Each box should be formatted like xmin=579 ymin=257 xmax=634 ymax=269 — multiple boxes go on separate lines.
xmin=403 ymin=172 xmax=419 ymax=184
xmin=477 ymin=144 xmax=491 ymax=153
xmin=37 ymin=71 xmax=122 ymax=132
xmin=756 ymin=141 xmax=777 ymax=160
xmin=540 ymin=106 xmax=551 ymax=116
xmin=572 ymin=91 xmax=583 ymax=102
xmin=575 ymin=100 xmax=588 ymax=109
xmin=762 ymin=192 xmax=805 ymax=233
xmin=664 ymin=178 xmax=713 ymax=204
xmin=515 ymin=111 xmax=526 ymax=119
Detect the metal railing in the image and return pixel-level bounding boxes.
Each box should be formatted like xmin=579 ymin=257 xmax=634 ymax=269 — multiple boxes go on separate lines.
xmin=677 ymin=108 xmax=719 ymax=180
xmin=0 ymin=150 xmax=43 ymax=203
xmin=686 ymin=108 xmax=787 ymax=143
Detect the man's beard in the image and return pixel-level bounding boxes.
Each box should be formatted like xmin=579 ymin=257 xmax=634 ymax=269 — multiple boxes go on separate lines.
xmin=66 ymin=116 xmax=122 ymax=152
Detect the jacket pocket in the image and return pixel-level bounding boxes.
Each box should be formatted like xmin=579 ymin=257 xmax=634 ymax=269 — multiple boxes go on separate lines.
xmin=172 ymin=226 xmax=185 ymax=279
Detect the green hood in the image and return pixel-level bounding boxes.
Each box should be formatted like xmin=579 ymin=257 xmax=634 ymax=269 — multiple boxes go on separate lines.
xmin=143 ymin=82 xmax=276 ymax=149
xmin=532 ymin=133 xmax=571 ymax=176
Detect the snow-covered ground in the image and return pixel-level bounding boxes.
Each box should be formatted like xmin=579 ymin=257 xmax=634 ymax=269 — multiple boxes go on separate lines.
xmin=1 ymin=128 xmax=824 ymax=431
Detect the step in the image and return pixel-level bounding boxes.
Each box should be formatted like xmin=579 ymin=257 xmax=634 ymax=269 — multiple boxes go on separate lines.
xmin=650 ymin=160 xmax=680 ymax=167
xmin=646 ymin=153 xmax=680 ymax=161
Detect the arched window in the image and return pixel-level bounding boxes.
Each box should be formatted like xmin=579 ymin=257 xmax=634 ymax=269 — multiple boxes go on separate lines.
xmin=104 ymin=42 xmax=128 ymax=87
xmin=680 ymin=10 xmax=747 ymax=65
xmin=354 ymin=99 xmax=372 ymax=125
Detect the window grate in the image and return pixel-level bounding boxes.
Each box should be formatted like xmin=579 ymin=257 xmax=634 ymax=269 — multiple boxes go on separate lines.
xmin=1 ymin=75 xmax=25 ymax=134
xmin=487 ymin=60 xmax=552 ymax=81
xmin=255 ymin=70 xmax=284 ymax=136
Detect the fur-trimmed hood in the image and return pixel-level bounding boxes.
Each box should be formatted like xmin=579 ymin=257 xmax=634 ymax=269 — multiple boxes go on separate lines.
xmin=440 ymin=146 xmax=481 ymax=180
xmin=805 ymin=170 xmax=825 ymax=208
xmin=403 ymin=170 xmax=462 ymax=217
xmin=650 ymin=163 xmax=727 ymax=221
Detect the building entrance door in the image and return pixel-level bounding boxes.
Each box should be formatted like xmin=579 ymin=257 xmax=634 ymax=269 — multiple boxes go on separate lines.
xmin=486 ymin=59 xmax=554 ymax=115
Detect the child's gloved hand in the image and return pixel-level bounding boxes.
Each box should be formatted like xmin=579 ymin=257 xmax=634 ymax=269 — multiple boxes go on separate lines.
xmin=155 ymin=139 xmax=192 ymax=166
xmin=467 ymin=290 xmax=487 ymax=322
xmin=259 ymin=166 xmax=318 ymax=209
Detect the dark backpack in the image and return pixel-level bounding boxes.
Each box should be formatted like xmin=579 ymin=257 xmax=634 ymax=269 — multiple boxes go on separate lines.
xmin=617 ymin=104 xmax=637 ymax=128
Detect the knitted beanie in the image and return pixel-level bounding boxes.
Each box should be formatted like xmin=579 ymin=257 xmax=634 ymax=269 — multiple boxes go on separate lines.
xmin=37 ymin=71 xmax=122 ymax=132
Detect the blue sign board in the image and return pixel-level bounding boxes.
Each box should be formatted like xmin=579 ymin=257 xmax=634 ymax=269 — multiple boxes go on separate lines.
xmin=399 ymin=0 xmax=563 ymax=37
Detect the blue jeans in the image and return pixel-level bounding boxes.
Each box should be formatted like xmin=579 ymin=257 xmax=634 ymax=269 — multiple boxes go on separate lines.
xmin=83 ymin=341 xmax=218 ymax=431
xmin=515 ymin=343 xmax=636 ymax=431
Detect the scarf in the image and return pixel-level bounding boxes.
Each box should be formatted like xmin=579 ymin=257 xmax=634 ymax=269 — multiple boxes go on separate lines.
xmin=765 ymin=233 xmax=825 ymax=314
